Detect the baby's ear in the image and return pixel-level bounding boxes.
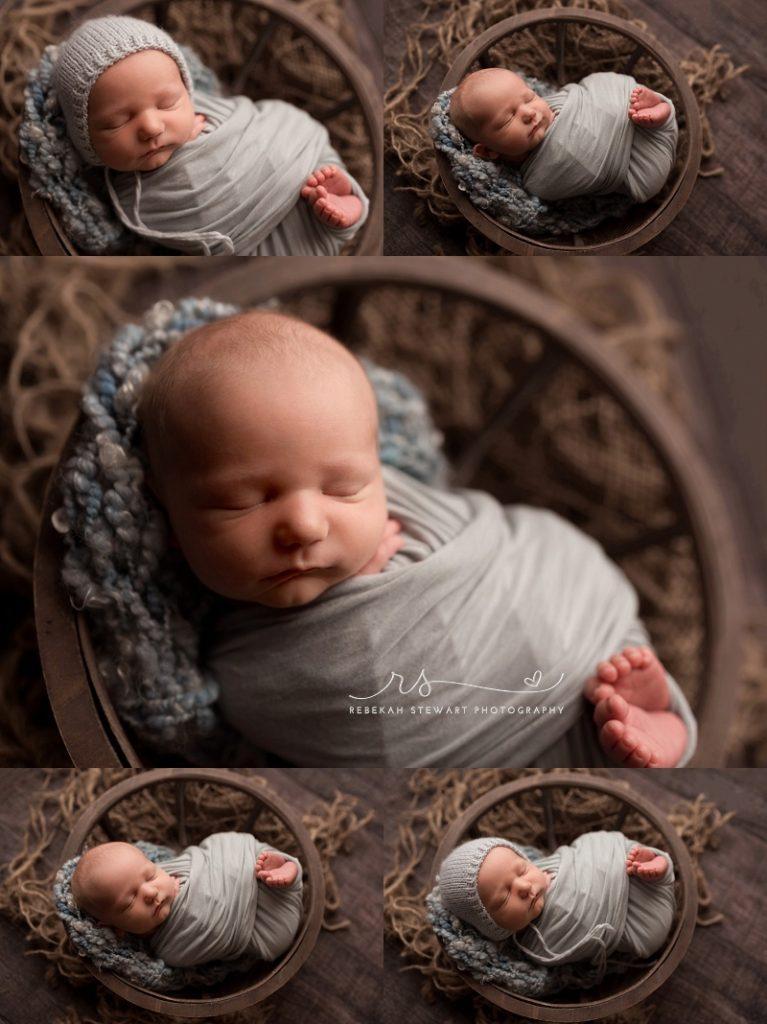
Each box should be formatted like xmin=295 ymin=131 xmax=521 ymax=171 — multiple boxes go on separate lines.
xmin=473 ymin=143 xmax=499 ymax=160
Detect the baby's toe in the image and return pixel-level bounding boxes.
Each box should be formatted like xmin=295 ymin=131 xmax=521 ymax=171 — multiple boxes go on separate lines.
xmin=597 ymin=661 xmax=618 ymax=683
xmin=594 ymin=684 xmax=615 ymax=704
xmin=610 ymin=654 xmax=632 ymax=676
xmin=595 ymin=694 xmax=628 ymax=730
xmin=600 ymin=718 xmax=628 ymax=757
xmin=612 ymin=725 xmax=643 ymax=763
xmin=623 ymin=647 xmax=643 ymax=668
xmin=585 ymin=675 xmax=613 ymax=703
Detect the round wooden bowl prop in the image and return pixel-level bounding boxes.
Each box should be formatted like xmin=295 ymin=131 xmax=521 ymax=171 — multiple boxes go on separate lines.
xmin=429 ymin=772 xmax=697 ymax=1022
xmin=18 ymin=0 xmax=382 ymax=255
xmin=58 ymin=768 xmax=325 ymax=1017
xmin=434 ymin=9 xmax=702 ymax=254
xmin=34 ymin=257 xmax=742 ymax=767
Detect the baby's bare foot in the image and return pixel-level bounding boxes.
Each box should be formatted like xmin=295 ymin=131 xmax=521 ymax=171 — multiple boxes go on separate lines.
xmin=255 ymin=850 xmax=298 ymax=887
xmin=300 ymin=164 xmax=362 ymax=229
xmin=584 ymin=646 xmax=669 ymax=712
xmin=594 ymin=692 xmax=688 ymax=767
xmin=626 ymin=844 xmax=668 ymax=880
xmin=628 ymin=86 xmax=671 ymax=127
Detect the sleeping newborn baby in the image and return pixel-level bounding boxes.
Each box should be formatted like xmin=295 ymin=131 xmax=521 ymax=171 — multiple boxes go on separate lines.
xmin=437 ymin=833 xmax=675 ymax=966
xmin=52 ymin=16 xmax=367 ymax=255
xmin=70 ymin=834 xmax=303 ymax=966
xmin=137 ymin=308 xmax=696 ymax=769
xmin=450 ymin=67 xmax=678 ymax=203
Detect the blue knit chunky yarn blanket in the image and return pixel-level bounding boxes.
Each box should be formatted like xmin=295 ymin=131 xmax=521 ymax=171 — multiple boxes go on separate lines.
xmin=427 ymin=843 xmax=630 ymax=997
xmin=429 ymin=77 xmax=632 ymax=237
xmin=56 ymin=296 xmax=448 ymax=754
xmin=20 ymin=45 xmax=222 ymax=254
xmin=54 ymin=841 xmax=260 ymax=990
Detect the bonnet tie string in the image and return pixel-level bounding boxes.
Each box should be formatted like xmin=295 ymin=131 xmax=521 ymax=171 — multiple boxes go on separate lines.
xmin=106 ymin=168 xmax=235 ymax=255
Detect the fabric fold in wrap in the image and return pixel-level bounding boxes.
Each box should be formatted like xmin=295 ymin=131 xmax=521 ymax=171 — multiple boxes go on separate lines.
xmin=516 ymin=831 xmax=675 ymax=966
xmin=208 ymin=465 xmax=697 ymax=767
xmin=521 ymin=72 xmax=678 ymax=203
xmin=107 ymin=92 xmax=368 ymax=255
xmin=149 ymin=832 xmax=303 ymax=967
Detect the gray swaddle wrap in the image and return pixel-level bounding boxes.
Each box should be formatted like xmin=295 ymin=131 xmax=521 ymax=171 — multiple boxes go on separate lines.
xmin=149 ymin=832 xmax=303 ymax=967
xmin=516 ymin=831 xmax=675 ymax=965
xmin=521 ymin=72 xmax=678 ymax=203
xmin=208 ymin=466 xmax=696 ymax=768
xmin=107 ymin=92 xmax=368 ymax=255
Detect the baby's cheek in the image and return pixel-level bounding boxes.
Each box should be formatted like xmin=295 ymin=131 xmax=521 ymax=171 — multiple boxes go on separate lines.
xmin=177 ymin=518 xmax=262 ymax=586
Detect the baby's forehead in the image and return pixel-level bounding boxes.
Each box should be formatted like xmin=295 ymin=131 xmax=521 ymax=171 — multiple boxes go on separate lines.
xmin=464 ymin=69 xmax=526 ymax=109
xmin=89 ymin=49 xmax=184 ymax=109
xmin=155 ymin=314 xmax=365 ymax=405
xmin=481 ymin=845 xmax=525 ymax=876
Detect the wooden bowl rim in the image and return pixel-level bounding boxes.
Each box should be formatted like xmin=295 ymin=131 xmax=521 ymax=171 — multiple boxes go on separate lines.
xmin=58 ymin=768 xmax=326 ymax=1017
xmin=34 ymin=257 xmax=743 ymax=768
xmin=433 ymin=7 xmax=703 ymax=255
xmin=429 ymin=771 xmax=698 ymax=1022
xmin=18 ymin=0 xmax=382 ymax=255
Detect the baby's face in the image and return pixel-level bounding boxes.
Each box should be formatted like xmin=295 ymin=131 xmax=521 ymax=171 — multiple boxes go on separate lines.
xmin=455 ymin=69 xmax=554 ymax=162
xmin=154 ymin=350 xmax=388 ymax=609
xmin=88 ymin=49 xmax=196 ymax=171
xmin=79 ymin=843 xmax=179 ymax=935
xmin=477 ymin=846 xmax=551 ymax=934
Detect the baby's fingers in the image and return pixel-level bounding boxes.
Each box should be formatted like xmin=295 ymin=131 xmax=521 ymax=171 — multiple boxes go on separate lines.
xmin=382 ymin=518 xmax=402 ymax=541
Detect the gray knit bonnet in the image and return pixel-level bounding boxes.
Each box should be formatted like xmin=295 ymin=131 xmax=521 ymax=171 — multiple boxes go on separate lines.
xmin=438 ymin=837 xmax=531 ymax=942
xmin=52 ymin=15 xmax=193 ymax=165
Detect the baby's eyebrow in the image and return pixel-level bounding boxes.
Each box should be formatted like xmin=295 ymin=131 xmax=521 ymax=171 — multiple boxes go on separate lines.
xmin=96 ymin=85 xmax=181 ymax=118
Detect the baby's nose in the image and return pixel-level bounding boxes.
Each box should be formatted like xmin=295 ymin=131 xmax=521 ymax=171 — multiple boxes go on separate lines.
xmin=136 ymin=111 xmax=164 ymax=139
xmin=274 ymin=496 xmax=329 ymax=548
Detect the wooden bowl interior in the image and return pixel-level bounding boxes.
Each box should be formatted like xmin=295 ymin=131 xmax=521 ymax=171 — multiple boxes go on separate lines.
xmin=468 ymin=784 xmax=682 ymax=1006
xmin=478 ymin=21 xmax=688 ymax=247
xmin=433 ymin=776 xmax=695 ymax=1018
xmin=21 ymin=0 xmax=378 ymax=255
xmin=37 ymin=262 xmax=738 ymax=768
xmin=70 ymin=776 xmax=314 ymax=1001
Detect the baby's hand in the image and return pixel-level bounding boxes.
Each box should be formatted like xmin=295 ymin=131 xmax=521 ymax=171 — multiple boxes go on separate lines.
xmin=255 ymin=850 xmax=298 ymax=887
xmin=190 ymin=113 xmax=206 ymax=141
xmin=357 ymin=518 xmax=404 ymax=576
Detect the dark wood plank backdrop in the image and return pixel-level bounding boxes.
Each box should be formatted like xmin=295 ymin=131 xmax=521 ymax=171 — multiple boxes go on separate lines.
xmin=381 ymin=769 xmax=767 ymax=1024
xmin=0 ymin=769 xmax=383 ymax=1024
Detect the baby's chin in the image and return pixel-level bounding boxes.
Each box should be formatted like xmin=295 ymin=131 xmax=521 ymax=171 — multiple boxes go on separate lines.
xmin=134 ymin=143 xmax=180 ymax=172
xmin=250 ymin=571 xmax=343 ymax=609
xmin=100 ymin=143 xmax=180 ymax=173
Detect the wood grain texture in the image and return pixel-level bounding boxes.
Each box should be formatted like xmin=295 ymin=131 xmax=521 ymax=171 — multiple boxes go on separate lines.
xmin=0 ymin=769 xmax=383 ymax=1024
xmin=381 ymin=769 xmax=767 ymax=1024
xmin=384 ymin=0 xmax=767 ymax=254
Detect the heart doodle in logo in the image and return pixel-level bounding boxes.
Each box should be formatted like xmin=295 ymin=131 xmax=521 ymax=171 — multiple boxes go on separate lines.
xmin=524 ymin=669 xmax=543 ymax=688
